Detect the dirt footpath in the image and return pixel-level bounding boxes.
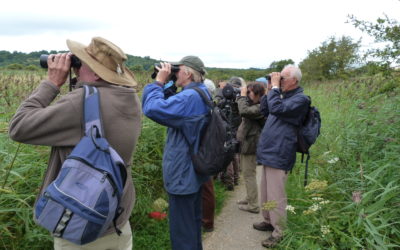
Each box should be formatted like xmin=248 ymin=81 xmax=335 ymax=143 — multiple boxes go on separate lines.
xmin=203 ymin=166 xmax=270 ymax=250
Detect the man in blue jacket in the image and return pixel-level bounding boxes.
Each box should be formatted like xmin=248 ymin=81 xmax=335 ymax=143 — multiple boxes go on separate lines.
xmin=254 ymin=65 xmax=310 ymax=248
xmin=142 ymin=56 xmax=210 ymax=250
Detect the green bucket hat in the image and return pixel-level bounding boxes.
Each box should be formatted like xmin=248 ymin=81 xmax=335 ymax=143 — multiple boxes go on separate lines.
xmin=172 ymin=55 xmax=207 ymax=75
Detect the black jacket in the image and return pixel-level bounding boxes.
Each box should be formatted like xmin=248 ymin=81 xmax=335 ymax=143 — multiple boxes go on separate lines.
xmin=256 ymin=87 xmax=309 ymax=171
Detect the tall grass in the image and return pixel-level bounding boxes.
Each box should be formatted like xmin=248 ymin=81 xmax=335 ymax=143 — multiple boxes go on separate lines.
xmin=282 ymin=73 xmax=400 ymax=249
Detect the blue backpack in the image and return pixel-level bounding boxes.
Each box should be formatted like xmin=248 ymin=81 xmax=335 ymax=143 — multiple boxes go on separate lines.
xmin=34 ymin=85 xmax=127 ymax=245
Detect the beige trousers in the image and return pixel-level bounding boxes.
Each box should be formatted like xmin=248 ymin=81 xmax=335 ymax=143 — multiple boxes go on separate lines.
xmin=54 ymin=222 xmax=132 ymax=250
xmin=240 ymin=154 xmax=258 ymax=208
xmin=260 ymin=166 xmax=288 ymax=238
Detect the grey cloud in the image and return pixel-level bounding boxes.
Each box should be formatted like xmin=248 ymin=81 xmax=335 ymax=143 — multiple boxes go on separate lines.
xmin=0 ymin=15 xmax=108 ymax=36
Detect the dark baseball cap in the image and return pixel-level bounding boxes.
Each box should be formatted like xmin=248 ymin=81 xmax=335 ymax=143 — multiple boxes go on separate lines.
xmin=171 ymin=55 xmax=207 ymax=75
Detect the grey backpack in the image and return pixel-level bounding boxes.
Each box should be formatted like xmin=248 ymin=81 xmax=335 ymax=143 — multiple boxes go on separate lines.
xmin=34 ymin=85 xmax=127 ymax=245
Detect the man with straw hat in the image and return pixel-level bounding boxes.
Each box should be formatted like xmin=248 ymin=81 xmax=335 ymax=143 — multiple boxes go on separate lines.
xmin=9 ymin=37 xmax=141 ymax=249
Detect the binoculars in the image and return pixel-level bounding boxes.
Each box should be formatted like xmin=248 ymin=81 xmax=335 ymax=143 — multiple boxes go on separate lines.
xmin=39 ymin=54 xmax=82 ymax=69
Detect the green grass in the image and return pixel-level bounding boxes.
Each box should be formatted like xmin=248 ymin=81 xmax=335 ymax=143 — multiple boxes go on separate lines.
xmin=280 ymin=74 xmax=400 ymax=249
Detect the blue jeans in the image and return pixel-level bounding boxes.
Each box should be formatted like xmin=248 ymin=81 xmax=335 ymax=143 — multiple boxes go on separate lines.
xmin=168 ymin=188 xmax=202 ymax=250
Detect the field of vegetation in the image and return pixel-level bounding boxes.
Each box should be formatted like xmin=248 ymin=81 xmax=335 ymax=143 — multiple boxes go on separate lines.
xmin=0 ymin=69 xmax=398 ymax=249
xmin=282 ymin=73 xmax=400 ymax=249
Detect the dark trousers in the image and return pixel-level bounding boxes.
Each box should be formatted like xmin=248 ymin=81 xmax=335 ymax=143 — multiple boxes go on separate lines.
xmin=168 ymin=189 xmax=203 ymax=250
xmin=201 ymin=179 xmax=215 ymax=230
xmin=220 ymin=153 xmax=240 ymax=187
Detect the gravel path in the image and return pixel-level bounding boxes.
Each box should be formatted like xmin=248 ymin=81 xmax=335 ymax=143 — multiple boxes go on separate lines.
xmin=203 ymin=165 xmax=271 ymax=250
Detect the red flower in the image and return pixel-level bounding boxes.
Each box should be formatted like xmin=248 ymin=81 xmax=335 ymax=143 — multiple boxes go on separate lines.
xmin=148 ymin=211 xmax=167 ymax=220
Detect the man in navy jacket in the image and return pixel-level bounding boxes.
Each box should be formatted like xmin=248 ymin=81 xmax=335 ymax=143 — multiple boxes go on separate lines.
xmin=254 ymin=65 xmax=310 ymax=248
xmin=142 ymin=56 xmax=210 ymax=250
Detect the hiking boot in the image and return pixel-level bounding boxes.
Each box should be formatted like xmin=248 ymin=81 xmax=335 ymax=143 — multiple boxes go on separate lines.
xmin=253 ymin=221 xmax=274 ymax=232
xmin=261 ymin=236 xmax=281 ymax=248
xmin=238 ymin=204 xmax=259 ymax=214
xmin=236 ymin=199 xmax=248 ymax=205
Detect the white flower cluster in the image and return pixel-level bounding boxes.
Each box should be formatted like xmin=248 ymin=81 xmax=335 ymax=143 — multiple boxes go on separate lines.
xmin=327 ymin=157 xmax=339 ymax=164
xmin=309 ymin=204 xmax=321 ymax=212
xmin=312 ymin=197 xmax=323 ymax=201
xmin=285 ymin=205 xmax=296 ymax=214
xmin=320 ymin=200 xmax=330 ymax=205
xmin=321 ymin=225 xmax=331 ymax=236
xmin=312 ymin=197 xmax=330 ymax=205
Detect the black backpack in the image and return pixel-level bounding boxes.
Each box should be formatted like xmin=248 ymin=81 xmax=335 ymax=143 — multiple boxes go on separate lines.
xmin=297 ymin=96 xmax=321 ymax=186
xmin=188 ymin=87 xmax=235 ymax=176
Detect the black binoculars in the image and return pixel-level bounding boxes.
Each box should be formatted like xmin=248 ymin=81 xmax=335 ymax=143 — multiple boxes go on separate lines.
xmin=151 ymin=63 xmax=180 ymax=79
xmin=265 ymin=75 xmax=283 ymax=81
xmin=39 ymin=54 xmax=82 ymax=69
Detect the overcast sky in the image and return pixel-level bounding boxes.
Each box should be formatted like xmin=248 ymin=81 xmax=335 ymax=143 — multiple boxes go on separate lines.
xmin=0 ymin=0 xmax=398 ymax=69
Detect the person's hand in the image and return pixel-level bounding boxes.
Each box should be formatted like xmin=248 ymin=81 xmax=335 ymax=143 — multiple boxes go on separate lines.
xmin=240 ymin=86 xmax=247 ymax=96
xmin=47 ymin=53 xmax=71 ymax=88
xmin=155 ymin=62 xmax=171 ymax=84
xmin=270 ymin=72 xmax=281 ymax=88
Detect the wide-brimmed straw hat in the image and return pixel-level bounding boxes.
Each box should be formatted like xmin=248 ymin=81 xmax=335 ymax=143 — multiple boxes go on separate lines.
xmin=67 ymin=37 xmax=137 ymax=87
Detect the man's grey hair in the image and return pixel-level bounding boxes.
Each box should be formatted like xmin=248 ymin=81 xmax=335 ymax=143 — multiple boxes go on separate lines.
xmin=283 ymin=64 xmax=302 ymax=82
xmin=184 ymin=66 xmax=204 ymax=82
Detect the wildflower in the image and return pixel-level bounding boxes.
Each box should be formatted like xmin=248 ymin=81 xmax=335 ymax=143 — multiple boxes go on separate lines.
xmin=286 ymin=205 xmax=296 ymax=214
xmin=262 ymin=200 xmax=277 ymax=211
xmin=327 ymin=157 xmax=339 ymax=164
xmin=152 ymin=198 xmax=169 ymax=212
xmin=312 ymin=197 xmax=323 ymax=201
xmin=352 ymin=191 xmax=362 ymax=203
xmin=309 ymin=204 xmax=321 ymax=212
xmin=321 ymin=225 xmax=331 ymax=236
xmin=303 ymin=203 xmax=321 ymax=215
xmin=305 ymin=180 xmax=328 ymax=192
xmin=320 ymin=200 xmax=330 ymax=205
xmin=322 ymin=151 xmax=331 ymax=156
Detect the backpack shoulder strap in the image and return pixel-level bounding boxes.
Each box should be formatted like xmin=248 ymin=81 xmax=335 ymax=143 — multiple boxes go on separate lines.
xmin=83 ymin=85 xmax=104 ymax=137
xmin=191 ymin=87 xmax=214 ymax=109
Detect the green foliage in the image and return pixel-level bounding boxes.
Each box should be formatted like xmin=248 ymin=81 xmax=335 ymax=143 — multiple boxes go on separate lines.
xmin=300 ymin=36 xmax=360 ymax=81
xmin=126 ymin=55 xmax=159 ymax=71
xmin=7 ymin=63 xmax=24 ymax=70
xmin=206 ymin=67 xmax=267 ymax=83
xmin=130 ymin=64 xmax=145 ymax=73
xmin=280 ymin=74 xmax=400 ymax=249
xmin=268 ymin=59 xmax=295 ymax=73
xmin=348 ymin=13 xmax=400 ymax=65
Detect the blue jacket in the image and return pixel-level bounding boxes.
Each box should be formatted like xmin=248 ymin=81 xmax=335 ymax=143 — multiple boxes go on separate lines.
xmin=257 ymin=87 xmax=310 ymax=171
xmin=142 ymin=82 xmax=210 ymax=195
